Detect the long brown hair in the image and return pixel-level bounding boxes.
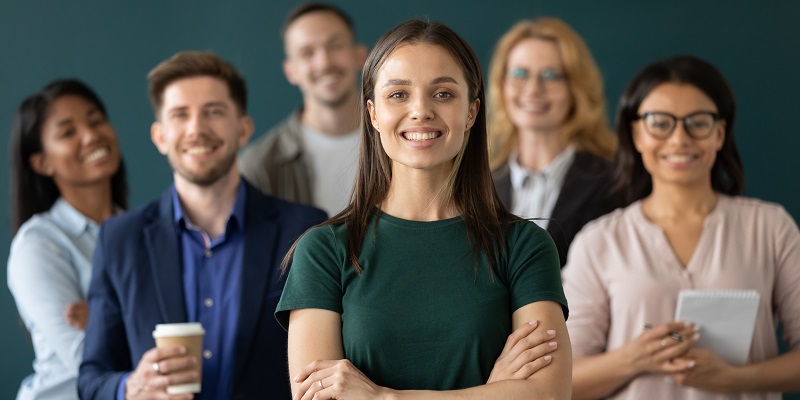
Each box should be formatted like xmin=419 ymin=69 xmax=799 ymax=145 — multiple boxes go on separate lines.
xmin=487 ymin=18 xmax=616 ymax=169
xmin=283 ymin=19 xmax=518 ymax=274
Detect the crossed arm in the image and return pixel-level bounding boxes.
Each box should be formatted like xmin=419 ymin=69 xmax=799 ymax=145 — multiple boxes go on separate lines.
xmin=287 ymin=300 xmax=571 ymax=400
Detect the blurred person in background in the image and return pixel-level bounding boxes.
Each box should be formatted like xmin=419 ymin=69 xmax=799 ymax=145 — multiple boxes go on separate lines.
xmin=7 ymin=79 xmax=128 ymax=399
xmin=487 ymin=17 xmax=622 ymax=267
xmin=563 ymin=55 xmax=800 ymax=400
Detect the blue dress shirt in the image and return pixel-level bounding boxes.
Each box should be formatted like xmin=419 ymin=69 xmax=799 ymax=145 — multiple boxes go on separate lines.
xmin=115 ymin=182 xmax=246 ymax=400
xmin=174 ymin=182 xmax=245 ymax=400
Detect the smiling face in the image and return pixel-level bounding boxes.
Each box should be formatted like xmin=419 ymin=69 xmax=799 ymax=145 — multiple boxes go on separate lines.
xmin=151 ymin=76 xmax=253 ymax=187
xmin=30 ymin=94 xmax=121 ymax=191
xmin=283 ymin=11 xmax=365 ymax=109
xmin=633 ymin=82 xmax=725 ymax=190
xmin=367 ymin=43 xmax=478 ymax=178
xmin=503 ymin=38 xmax=572 ymax=135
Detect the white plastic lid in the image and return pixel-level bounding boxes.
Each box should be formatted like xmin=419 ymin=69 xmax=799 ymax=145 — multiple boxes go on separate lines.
xmin=152 ymin=322 xmax=205 ymax=338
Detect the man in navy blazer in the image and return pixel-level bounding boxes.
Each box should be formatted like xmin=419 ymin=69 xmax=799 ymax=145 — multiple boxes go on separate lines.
xmin=78 ymin=51 xmax=326 ymax=400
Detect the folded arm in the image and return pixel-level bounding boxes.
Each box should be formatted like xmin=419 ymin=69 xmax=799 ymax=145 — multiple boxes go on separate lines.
xmin=287 ymin=300 xmax=571 ymax=400
xmin=8 ymin=235 xmax=86 ymax=370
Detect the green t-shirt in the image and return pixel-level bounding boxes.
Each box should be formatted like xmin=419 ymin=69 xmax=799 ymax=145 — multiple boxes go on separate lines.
xmin=276 ymin=211 xmax=567 ymax=391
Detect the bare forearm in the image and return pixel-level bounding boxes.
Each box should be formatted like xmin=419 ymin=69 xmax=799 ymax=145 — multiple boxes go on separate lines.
xmin=573 ymin=351 xmax=638 ymax=400
xmin=729 ymin=350 xmax=800 ymax=393
xmin=387 ymin=379 xmax=568 ymax=400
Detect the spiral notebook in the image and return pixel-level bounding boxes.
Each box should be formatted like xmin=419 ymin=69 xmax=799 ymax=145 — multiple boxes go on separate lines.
xmin=674 ymin=289 xmax=760 ymax=366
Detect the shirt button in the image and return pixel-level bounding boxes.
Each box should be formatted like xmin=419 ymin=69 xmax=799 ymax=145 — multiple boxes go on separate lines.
xmin=204 ymin=249 xmax=212 ymax=258
xmin=203 ymin=350 xmax=212 ymax=359
xmin=204 ymin=298 xmax=214 ymax=308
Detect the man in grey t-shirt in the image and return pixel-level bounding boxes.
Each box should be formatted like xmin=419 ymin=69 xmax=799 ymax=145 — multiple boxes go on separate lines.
xmin=239 ymin=3 xmax=366 ymax=215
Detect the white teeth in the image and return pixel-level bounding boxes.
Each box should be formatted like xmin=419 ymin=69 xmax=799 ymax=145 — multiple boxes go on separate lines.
xmin=186 ymin=147 xmax=213 ymax=155
xmin=84 ymin=148 xmax=109 ymax=162
xmin=665 ymin=155 xmax=694 ymax=163
xmin=404 ymin=132 xmax=439 ymax=141
xmin=316 ymin=74 xmax=340 ymax=85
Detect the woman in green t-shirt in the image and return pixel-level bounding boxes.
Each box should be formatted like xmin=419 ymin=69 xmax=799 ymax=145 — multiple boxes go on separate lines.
xmin=277 ymin=19 xmax=572 ymax=399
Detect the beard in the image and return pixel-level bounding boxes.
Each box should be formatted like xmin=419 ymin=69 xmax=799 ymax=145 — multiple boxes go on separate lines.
xmin=168 ymin=146 xmax=237 ymax=187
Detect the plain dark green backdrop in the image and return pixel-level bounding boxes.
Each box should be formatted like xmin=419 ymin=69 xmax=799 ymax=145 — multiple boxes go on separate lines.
xmin=1 ymin=0 xmax=798 ymax=398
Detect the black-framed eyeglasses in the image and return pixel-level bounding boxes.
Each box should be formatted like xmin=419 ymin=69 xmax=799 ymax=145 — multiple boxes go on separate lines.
xmin=635 ymin=111 xmax=720 ymax=140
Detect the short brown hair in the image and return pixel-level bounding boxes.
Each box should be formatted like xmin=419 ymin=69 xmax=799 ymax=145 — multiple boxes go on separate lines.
xmin=147 ymin=51 xmax=247 ymax=116
xmin=281 ymin=3 xmax=355 ymax=41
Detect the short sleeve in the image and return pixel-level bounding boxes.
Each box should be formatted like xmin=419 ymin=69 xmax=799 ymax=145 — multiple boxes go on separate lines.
xmin=275 ymin=225 xmax=345 ymax=330
xmin=562 ymin=227 xmax=612 ymax=357
xmin=506 ymin=222 xmax=568 ymax=319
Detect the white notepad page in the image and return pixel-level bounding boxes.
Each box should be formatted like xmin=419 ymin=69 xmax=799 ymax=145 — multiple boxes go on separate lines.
xmin=674 ymin=289 xmax=760 ymax=366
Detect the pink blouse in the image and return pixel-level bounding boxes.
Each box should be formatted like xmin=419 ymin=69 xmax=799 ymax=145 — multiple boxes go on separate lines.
xmin=563 ymin=195 xmax=800 ymax=400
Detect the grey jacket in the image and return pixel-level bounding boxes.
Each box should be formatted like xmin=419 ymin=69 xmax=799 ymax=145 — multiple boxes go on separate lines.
xmin=238 ymin=110 xmax=313 ymax=205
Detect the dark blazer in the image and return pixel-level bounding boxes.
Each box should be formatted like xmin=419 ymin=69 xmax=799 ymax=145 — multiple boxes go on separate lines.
xmin=494 ymin=151 xmax=624 ymax=267
xmin=78 ymin=181 xmax=326 ymax=400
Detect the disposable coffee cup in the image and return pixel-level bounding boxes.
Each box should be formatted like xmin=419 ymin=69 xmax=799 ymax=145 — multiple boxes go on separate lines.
xmin=152 ymin=322 xmax=205 ymax=394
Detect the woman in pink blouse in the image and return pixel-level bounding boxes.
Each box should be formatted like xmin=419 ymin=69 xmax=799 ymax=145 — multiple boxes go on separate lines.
xmin=563 ymin=56 xmax=800 ymax=399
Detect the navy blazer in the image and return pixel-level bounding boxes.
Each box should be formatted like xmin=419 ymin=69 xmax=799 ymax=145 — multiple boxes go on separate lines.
xmin=493 ymin=151 xmax=624 ymax=267
xmin=78 ymin=181 xmax=326 ymax=400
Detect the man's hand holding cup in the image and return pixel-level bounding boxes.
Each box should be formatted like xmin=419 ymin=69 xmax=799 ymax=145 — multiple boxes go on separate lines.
xmin=125 ymin=323 xmax=205 ymax=399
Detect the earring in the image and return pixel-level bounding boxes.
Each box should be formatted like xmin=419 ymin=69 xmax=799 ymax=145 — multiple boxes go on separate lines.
xmin=468 ymin=114 xmax=473 ymax=119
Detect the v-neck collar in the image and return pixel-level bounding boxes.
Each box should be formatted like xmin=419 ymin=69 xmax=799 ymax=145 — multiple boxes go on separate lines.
xmin=632 ymin=196 xmax=725 ymax=271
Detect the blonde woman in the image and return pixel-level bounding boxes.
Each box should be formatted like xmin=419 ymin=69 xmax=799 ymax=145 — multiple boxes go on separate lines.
xmin=487 ymin=18 xmax=622 ymax=266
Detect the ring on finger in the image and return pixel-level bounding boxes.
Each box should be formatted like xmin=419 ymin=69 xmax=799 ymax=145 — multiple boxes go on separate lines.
xmin=152 ymin=362 xmax=162 ymax=375
xmin=660 ymin=339 xmax=668 ymax=347
xmin=318 ymin=379 xmax=324 ymax=388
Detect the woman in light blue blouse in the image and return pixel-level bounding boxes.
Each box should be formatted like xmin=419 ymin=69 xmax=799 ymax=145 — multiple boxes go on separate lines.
xmin=7 ymin=79 xmax=127 ymax=400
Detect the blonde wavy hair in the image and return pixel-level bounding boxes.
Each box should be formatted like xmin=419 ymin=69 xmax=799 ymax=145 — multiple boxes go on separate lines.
xmin=487 ymin=17 xmax=616 ymax=169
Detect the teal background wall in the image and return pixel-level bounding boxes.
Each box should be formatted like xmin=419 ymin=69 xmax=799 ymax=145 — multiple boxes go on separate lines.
xmin=1 ymin=0 xmax=798 ymax=397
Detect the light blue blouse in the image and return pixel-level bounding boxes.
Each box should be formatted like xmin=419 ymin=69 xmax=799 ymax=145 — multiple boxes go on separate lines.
xmin=7 ymin=198 xmax=99 ymax=400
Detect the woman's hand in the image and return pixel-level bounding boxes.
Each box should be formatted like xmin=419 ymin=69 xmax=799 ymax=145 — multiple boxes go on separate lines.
xmin=64 ymin=300 xmax=89 ymax=330
xmin=619 ymin=321 xmax=698 ymax=375
xmin=487 ymin=320 xmax=558 ymax=383
xmin=293 ymin=359 xmax=390 ymax=400
xmin=668 ymin=348 xmax=738 ymax=392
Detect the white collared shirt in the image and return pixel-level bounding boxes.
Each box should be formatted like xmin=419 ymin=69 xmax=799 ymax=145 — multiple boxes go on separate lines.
xmin=508 ymin=147 xmax=576 ymax=229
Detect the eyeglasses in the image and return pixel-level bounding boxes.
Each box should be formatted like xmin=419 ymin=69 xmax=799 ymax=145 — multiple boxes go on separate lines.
xmin=505 ymin=67 xmax=566 ymax=91
xmin=635 ymin=111 xmax=720 ymax=140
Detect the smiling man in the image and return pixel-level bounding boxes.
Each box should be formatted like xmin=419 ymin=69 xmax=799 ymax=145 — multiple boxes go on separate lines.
xmin=77 ymin=51 xmax=326 ymax=400
xmin=239 ymin=3 xmax=366 ymax=216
